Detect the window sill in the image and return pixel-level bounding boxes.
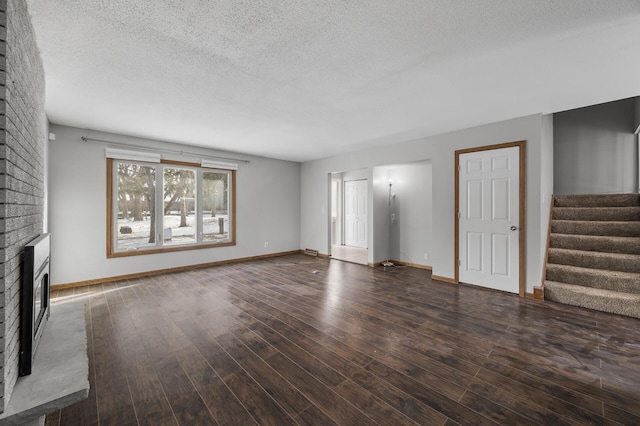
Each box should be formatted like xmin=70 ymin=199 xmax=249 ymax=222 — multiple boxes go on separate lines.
xmin=107 ymin=240 xmax=236 ymax=258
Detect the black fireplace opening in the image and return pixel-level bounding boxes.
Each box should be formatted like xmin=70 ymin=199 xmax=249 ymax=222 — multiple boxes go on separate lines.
xmin=19 ymin=233 xmax=51 ymax=376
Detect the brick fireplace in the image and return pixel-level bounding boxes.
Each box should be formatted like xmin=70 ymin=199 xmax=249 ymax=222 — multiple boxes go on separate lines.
xmin=0 ymin=0 xmax=47 ymax=412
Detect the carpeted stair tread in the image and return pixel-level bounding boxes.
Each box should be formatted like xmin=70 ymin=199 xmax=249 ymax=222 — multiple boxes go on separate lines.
xmin=544 ymin=281 xmax=640 ymax=319
xmin=554 ymin=193 xmax=640 ymax=208
xmin=549 ymin=234 xmax=640 ymax=254
xmin=552 ymin=206 xmax=640 ymax=221
xmin=545 ymin=264 xmax=640 ymax=294
xmin=547 ymin=248 xmax=640 ymax=273
xmin=551 ymin=220 xmax=640 ymax=237
xmin=544 ymin=193 xmax=640 ymax=319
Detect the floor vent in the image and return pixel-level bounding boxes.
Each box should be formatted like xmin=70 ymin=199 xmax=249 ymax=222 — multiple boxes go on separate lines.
xmin=303 ymin=248 xmax=318 ymax=257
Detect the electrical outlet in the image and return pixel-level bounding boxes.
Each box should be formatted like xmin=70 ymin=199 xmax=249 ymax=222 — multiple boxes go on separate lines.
xmin=423 ymin=253 xmax=429 ymax=260
xmin=264 ymin=242 xmax=269 ymax=248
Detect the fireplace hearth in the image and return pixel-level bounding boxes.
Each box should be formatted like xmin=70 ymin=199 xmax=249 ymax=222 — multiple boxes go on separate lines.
xmin=19 ymin=233 xmax=51 ymax=376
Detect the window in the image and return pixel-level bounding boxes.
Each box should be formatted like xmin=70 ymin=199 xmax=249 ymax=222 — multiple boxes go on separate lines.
xmin=107 ymin=159 xmax=235 ymax=257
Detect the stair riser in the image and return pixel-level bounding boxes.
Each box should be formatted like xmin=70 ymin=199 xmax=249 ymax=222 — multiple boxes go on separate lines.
xmin=545 ymin=267 xmax=640 ymax=294
xmin=553 ymin=207 xmax=640 ymax=221
xmin=544 ymin=283 xmax=640 ymax=319
xmin=545 ymin=194 xmax=640 ymax=319
xmin=551 ymin=221 xmax=640 ymax=237
xmin=549 ymin=235 xmax=640 ymax=255
xmin=547 ymin=251 xmax=640 ymax=273
xmin=554 ymin=194 xmax=640 ymax=208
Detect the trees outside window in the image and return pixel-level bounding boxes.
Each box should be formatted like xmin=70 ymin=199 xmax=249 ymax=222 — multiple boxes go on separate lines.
xmin=203 ymin=171 xmax=229 ymax=242
xmin=163 ymin=167 xmax=196 ymax=245
xmin=108 ymin=159 xmax=235 ymax=257
xmin=115 ymin=163 xmax=156 ymax=249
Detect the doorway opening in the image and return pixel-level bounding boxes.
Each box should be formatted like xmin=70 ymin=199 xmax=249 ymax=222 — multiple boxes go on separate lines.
xmin=330 ymin=171 xmax=368 ymax=265
xmin=372 ymin=162 xmax=433 ymax=270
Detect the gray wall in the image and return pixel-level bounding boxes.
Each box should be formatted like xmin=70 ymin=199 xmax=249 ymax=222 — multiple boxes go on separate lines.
xmin=342 ymin=169 xmax=368 ymax=181
xmin=539 ymin=114 xmax=554 ymax=275
xmin=301 ymin=114 xmax=553 ymax=294
xmin=0 ymin=0 xmax=47 ymax=411
xmin=554 ymin=98 xmax=638 ymax=194
xmin=635 ymin=97 xmax=640 ymax=133
xmin=374 ymin=161 xmax=433 ymax=267
xmin=636 ymin=97 xmax=640 ymax=191
xmin=48 ymin=124 xmax=301 ymax=285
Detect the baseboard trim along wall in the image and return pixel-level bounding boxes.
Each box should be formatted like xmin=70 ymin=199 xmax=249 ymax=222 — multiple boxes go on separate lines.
xmin=533 ymin=286 xmax=545 ymax=300
xmin=366 ymin=260 xmax=432 ymax=270
xmin=52 ymin=250 xmax=301 ymax=290
xmin=390 ymin=260 xmax=432 ymax=271
xmin=54 ymin=252 xmax=543 ymax=305
xmin=431 ymin=274 xmax=457 ymax=284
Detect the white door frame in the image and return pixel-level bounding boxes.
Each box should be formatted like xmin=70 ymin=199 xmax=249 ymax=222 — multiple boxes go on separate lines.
xmin=454 ymin=141 xmax=526 ymax=297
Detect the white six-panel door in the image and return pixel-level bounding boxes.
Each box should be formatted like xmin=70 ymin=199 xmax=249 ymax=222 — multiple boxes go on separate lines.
xmin=344 ymin=180 xmax=367 ymax=248
xmin=459 ymin=146 xmax=520 ymax=293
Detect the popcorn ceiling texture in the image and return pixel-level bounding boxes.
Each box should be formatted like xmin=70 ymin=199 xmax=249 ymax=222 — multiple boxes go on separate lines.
xmin=0 ymin=0 xmax=46 ymax=412
xmin=25 ymin=0 xmax=640 ymax=161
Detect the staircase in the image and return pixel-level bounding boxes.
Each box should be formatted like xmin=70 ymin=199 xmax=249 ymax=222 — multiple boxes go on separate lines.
xmin=544 ymin=193 xmax=640 ymax=319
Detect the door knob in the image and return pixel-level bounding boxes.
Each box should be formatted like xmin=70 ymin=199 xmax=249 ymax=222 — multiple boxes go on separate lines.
xmin=510 ymin=226 xmax=518 ymax=231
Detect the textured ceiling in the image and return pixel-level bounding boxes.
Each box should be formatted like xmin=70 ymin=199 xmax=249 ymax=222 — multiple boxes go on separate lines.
xmin=25 ymin=0 xmax=640 ymax=162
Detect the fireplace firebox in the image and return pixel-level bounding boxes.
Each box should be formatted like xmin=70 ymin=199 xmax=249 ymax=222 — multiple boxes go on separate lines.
xmin=19 ymin=233 xmax=51 ymax=376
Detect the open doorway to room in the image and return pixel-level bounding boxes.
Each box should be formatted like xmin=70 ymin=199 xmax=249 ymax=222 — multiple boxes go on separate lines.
xmin=372 ymin=161 xmax=433 ymax=269
xmin=329 ymin=170 xmax=368 ymax=265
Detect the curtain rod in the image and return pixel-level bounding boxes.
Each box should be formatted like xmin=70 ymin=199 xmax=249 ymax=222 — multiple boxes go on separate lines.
xmin=80 ymin=136 xmax=251 ymax=163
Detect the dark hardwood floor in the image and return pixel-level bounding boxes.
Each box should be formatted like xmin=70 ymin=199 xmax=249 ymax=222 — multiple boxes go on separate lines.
xmin=45 ymin=254 xmax=640 ymax=425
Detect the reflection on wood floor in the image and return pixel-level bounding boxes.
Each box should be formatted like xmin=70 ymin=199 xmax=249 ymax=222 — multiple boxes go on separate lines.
xmin=45 ymin=254 xmax=640 ymax=425
xmin=331 ymin=244 xmax=368 ymax=265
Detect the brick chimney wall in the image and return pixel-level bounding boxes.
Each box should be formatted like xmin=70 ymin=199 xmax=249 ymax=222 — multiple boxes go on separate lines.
xmin=0 ymin=0 xmax=46 ymax=411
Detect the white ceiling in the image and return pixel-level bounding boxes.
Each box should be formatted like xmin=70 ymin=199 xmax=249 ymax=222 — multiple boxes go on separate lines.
xmin=26 ymin=0 xmax=640 ymax=162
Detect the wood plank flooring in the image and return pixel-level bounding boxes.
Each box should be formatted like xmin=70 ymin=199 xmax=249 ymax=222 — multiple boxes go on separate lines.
xmin=331 ymin=245 xmax=368 ymax=265
xmin=45 ymin=254 xmax=640 ymax=425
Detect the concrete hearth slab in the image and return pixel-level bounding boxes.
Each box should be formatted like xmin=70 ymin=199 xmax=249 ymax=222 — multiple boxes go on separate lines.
xmin=0 ymin=303 xmax=89 ymax=426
